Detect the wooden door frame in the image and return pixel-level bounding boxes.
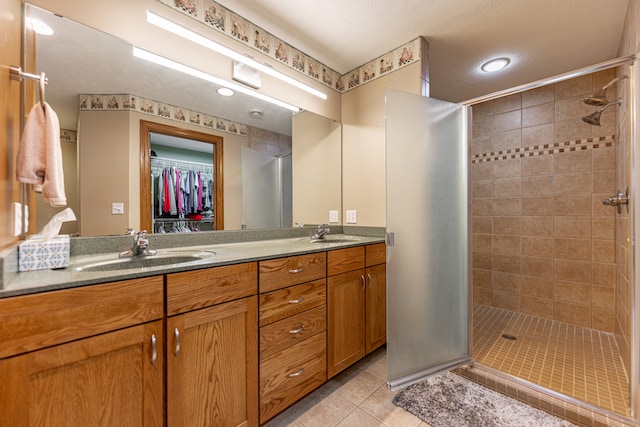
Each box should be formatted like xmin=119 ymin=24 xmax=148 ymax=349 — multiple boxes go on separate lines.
xmin=139 ymin=120 xmax=224 ymax=233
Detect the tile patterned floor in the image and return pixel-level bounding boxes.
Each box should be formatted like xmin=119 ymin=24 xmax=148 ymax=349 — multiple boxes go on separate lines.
xmin=473 ymin=304 xmax=630 ymax=416
xmin=263 ymin=346 xmax=430 ymax=427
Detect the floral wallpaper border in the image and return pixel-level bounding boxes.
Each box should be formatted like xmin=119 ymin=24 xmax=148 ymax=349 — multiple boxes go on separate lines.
xmin=79 ymin=93 xmax=247 ymax=136
xmin=157 ymin=0 xmax=423 ymax=93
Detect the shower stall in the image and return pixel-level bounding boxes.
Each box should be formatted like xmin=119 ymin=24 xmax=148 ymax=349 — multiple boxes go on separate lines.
xmin=386 ymin=54 xmax=639 ymax=425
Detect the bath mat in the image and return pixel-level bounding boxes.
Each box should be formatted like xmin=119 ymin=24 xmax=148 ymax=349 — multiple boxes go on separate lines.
xmin=393 ymin=372 xmax=576 ymax=427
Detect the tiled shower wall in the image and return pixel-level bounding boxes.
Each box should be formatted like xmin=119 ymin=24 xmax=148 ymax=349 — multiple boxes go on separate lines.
xmin=471 ymin=68 xmax=619 ymax=332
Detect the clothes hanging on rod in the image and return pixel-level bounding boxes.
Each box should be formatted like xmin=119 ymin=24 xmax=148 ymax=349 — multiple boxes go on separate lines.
xmin=151 ymin=157 xmax=213 ymax=220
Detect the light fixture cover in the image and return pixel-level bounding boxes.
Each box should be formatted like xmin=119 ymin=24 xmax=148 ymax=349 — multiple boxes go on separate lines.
xmin=217 ymin=87 xmax=234 ymax=97
xmin=481 ymin=57 xmax=510 ymax=72
xmin=232 ymin=61 xmax=262 ymax=89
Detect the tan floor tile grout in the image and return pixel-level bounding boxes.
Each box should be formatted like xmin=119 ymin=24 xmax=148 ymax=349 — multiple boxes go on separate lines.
xmin=472 ymin=304 xmax=630 ymax=416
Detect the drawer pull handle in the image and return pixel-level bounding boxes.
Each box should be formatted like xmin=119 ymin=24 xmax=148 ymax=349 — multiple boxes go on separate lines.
xmin=151 ymin=334 xmax=157 ymax=365
xmin=289 ymin=325 xmax=305 ymax=334
xmin=174 ymin=328 xmax=181 ymax=356
xmin=289 ymin=297 xmax=305 ymax=304
xmin=288 ymin=368 xmax=305 ymax=378
xmin=289 ymin=268 xmax=305 ymax=274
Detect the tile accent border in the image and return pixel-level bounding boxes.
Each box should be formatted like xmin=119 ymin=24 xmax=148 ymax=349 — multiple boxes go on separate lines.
xmin=156 ymin=0 xmax=423 ymax=93
xmin=471 ymin=135 xmax=615 ymax=164
xmin=78 ymin=93 xmax=247 ymax=136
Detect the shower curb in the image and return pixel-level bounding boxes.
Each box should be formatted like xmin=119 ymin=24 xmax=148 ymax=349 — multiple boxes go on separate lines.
xmin=455 ymin=364 xmax=638 ymax=427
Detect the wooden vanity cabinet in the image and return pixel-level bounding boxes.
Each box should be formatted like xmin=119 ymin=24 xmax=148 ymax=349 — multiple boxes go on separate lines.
xmin=327 ymin=243 xmax=387 ymax=378
xmin=258 ymin=253 xmax=327 ymax=424
xmin=0 ymin=277 xmax=165 ymax=427
xmin=165 ymin=262 xmax=259 ymax=427
xmin=365 ymin=243 xmax=387 ymax=354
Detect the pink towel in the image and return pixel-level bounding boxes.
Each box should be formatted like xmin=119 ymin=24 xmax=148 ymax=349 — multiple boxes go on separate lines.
xmin=16 ymin=102 xmax=67 ymax=207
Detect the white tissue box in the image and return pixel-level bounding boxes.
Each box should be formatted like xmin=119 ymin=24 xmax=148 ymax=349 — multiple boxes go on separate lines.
xmin=18 ymin=235 xmax=70 ymax=272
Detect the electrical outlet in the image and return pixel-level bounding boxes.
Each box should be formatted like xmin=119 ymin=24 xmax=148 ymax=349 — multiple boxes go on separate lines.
xmin=111 ymin=202 xmax=124 ymax=215
xmin=329 ymin=210 xmax=339 ymax=223
xmin=346 ymin=210 xmax=357 ymax=224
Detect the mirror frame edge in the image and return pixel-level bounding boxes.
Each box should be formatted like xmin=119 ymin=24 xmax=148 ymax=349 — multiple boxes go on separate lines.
xmin=139 ymin=119 xmax=224 ymax=233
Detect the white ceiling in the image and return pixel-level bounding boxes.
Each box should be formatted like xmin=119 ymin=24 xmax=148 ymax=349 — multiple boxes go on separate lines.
xmin=32 ymin=0 xmax=630 ymax=136
xmin=216 ymin=0 xmax=630 ymax=102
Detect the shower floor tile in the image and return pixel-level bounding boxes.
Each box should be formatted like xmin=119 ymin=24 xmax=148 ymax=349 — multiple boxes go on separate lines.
xmin=473 ymin=304 xmax=630 ymax=416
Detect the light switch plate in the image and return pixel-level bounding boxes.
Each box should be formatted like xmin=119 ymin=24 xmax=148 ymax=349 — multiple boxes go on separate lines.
xmin=329 ymin=210 xmax=339 ymax=223
xmin=346 ymin=210 xmax=357 ymax=224
xmin=111 ymin=202 xmax=124 ymax=215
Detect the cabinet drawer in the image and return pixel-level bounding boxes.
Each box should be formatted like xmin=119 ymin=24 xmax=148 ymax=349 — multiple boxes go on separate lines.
xmin=259 ymin=279 xmax=326 ymax=326
xmin=260 ymin=333 xmax=326 ymax=423
xmin=260 ymin=305 xmax=326 ymax=359
xmin=0 ymin=277 xmax=164 ymax=359
xmin=259 ymin=252 xmax=326 ymax=293
xmin=167 ymin=262 xmax=257 ymax=316
xmin=365 ymin=243 xmax=386 ymax=267
xmin=327 ymin=246 xmax=365 ymax=276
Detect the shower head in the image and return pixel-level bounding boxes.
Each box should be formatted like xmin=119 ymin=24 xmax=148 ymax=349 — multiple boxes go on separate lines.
xmin=582 ymin=89 xmax=610 ymax=106
xmin=582 ymin=74 xmax=628 ymax=106
xmin=581 ymin=98 xmax=621 ymax=126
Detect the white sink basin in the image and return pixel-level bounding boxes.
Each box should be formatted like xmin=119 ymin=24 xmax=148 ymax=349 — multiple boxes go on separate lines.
xmin=72 ymin=250 xmax=216 ymax=272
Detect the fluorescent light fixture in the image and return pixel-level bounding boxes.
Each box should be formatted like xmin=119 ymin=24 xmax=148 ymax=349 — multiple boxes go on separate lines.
xmin=217 ymin=87 xmax=234 ymax=97
xmin=146 ymin=10 xmax=327 ymax=100
xmin=481 ymin=57 xmax=511 ymax=72
xmin=133 ymin=46 xmax=300 ymax=112
xmin=27 ymin=17 xmax=54 ymax=36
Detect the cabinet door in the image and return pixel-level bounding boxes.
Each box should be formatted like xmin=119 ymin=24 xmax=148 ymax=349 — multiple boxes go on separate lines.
xmin=0 ymin=321 xmax=163 ymax=427
xmin=327 ymin=269 xmax=366 ymax=378
xmin=366 ymin=264 xmax=387 ymax=354
xmin=167 ymin=296 xmax=258 ymax=427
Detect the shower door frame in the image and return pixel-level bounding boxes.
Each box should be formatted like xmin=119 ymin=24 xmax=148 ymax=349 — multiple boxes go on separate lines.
xmin=463 ymin=53 xmax=640 ymax=422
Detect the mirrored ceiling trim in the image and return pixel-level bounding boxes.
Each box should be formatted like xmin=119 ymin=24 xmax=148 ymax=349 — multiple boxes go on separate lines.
xmin=156 ymin=0 xmax=424 ymax=93
xmin=79 ymin=93 xmax=248 ymax=136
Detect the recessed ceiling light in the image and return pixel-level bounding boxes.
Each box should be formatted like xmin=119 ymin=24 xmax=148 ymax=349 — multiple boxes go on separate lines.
xmin=217 ymin=87 xmax=234 ymax=97
xmin=27 ymin=17 xmax=54 ymax=36
xmin=249 ymin=109 xmax=263 ymax=118
xmin=481 ymin=57 xmax=510 ymax=73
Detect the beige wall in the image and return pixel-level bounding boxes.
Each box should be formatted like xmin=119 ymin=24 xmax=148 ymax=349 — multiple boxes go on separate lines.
xmin=292 ymin=111 xmax=341 ymax=226
xmin=342 ymin=62 xmax=424 ymax=227
xmin=613 ymin=0 xmax=640 ymax=378
xmin=471 ymin=70 xmax=618 ymax=332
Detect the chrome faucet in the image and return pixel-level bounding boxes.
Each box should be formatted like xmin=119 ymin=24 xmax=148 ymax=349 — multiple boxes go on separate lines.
xmin=311 ymin=224 xmax=330 ymax=241
xmin=119 ymin=230 xmax=157 ymax=258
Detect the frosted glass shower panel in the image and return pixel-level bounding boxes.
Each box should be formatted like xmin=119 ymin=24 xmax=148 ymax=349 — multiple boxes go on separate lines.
xmin=241 ymin=146 xmax=281 ymax=229
xmin=385 ymin=89 xmax=470 ymax=389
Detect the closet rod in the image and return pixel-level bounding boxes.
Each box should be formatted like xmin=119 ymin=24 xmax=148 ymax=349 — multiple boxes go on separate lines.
xmin=151 ymin=155 xmax=213 ymax=169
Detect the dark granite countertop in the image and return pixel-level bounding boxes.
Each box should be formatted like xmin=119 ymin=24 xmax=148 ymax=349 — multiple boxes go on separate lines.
xmin=0 ymin=228 xmax=385 ymax=298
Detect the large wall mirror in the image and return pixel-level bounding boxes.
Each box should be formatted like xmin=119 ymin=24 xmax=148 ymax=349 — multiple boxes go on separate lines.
xmin=27 ymin=3 xmax=342 ymax=237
